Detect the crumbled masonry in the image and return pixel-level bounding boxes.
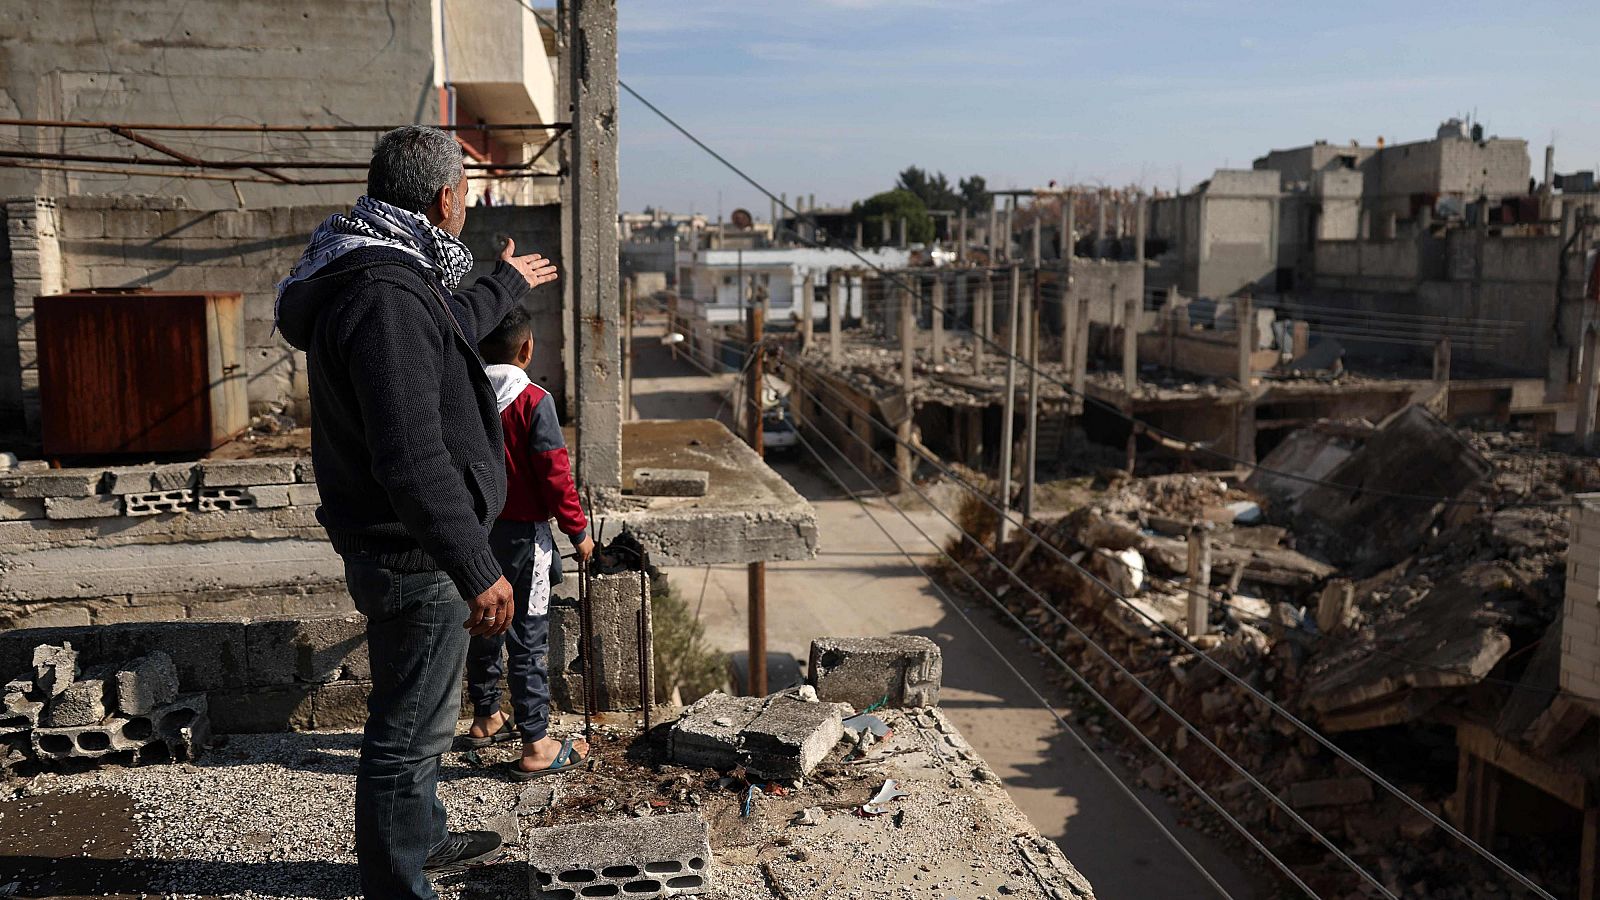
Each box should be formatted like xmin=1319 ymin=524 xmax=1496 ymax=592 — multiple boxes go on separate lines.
xmin=524 ymin=813 xmax=713 ymax=899
xmin=808 ymin=635 xmax=942 ymax=709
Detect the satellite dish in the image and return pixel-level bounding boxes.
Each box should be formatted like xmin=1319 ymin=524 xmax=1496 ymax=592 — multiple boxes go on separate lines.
xmin=730 ymin=208 xmax=754 ymax=229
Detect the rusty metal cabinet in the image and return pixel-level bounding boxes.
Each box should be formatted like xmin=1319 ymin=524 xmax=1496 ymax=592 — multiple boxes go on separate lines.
xmin=36 ymin=289 xmax=249 ymax=456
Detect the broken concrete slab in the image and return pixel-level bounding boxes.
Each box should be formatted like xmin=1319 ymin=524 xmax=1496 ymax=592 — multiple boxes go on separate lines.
xmin=1291 ymin=405 xmax=1491 ymax=569
xmin=524 ymin=812 xmax=712 ymax=900
xmin=740 ymin=695 xmax=845 ymax=781
xmin=2 ymin=467 xmax=105 ymax=498
xmin=44 ymin=495 xmax=122 ymax=520
xmin=32 ymin=643 xmax=76 ymax=696
xmin=550 ymin=572 xmax=653 ymax=711
xmin=44 ymin=676 xmax=107 ymax=727
xmin=113 ymin=652 xmax=179 ymax=715
xmin=630 ymin=467 xmax=709 ymax=498
xmin=0 ymin=700 xmax=42 ymax=737
xmin=669 ymin=691 xmax=763 ymax=770
xmin=808 ymin=635 xmax=942 ymax=709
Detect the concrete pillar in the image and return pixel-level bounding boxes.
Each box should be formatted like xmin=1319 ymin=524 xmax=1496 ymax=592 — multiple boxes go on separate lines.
xmin=2 ymin=198 xmax=63 ymax=437
xmin=898 ymin=216 xmax=908 ymax=249
xmin=898 ymin=284 xmax=915 ymax=485
xmin=1359 ymin=210 xmax=1372 ymax=240
xmin=801 ymin=272 xmax=815 ymax=351
xmin=855 ymin=219 xmax=864 ymax=248
xmin=1579 ymin=326 xmax=1600 ymax=450
xmin=1135 ymin=198 xmax=1146 ymax=264
xmin=551 ymin=572 xmax=654 ymax=711
xmin=1029 ymin=219 xmax=1042 ymax=267
xmin=957 ymin=209 xmax=968 ymax=263
xmin=997 ymin=266 xmax=1021 ymax=546
xmin=622 ymin=275 xmax=634 ymax=421
xmin=1003 ymin=196 xmax=1016 ymax=261
xmin=828 ymin=270 xmax=843 ymax=367
xmin=1186 ymin=524 xmax=1212 ymax=637
xmin=1381 ymin=212 xmax=1398 ymax=240
xmin=931 ymin=275 xmax=946 ymax=362
xmin=1095 ymin=191 xmax=1107 ymax=259
xmin=881 ymin=216 xmax=892 ymax=246
xmin=1061 ymin=192 xmax=1075 ymax=261
xmin=1023 ymin=285 xmax=1039 ymax=519
xmin=1236 ymin=295 xmax=1253 ymax=388
xmin=1122 ymin=291 xmax=1139 ymax=402
xmin=974 ymin=276 xmax=991 ymax=375
xmin=1061 ymin=277 xmax=1079 ymax=370
xmin=567 ymin=0 xmax=622 ymax=495
xmin=986 ymin=206 xmax=998 ymax=263
xmin=1072 ymin=295 xmax=1090 ymax=417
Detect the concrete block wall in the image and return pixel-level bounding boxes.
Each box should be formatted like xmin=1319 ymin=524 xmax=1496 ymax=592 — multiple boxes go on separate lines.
xmin=0 ymin=457 xmax=345 ymax=628
xmin=1562 ymin=494 xmax=1600 ymax=710
xmin=0 ymin=615 xmax=372 ymax=734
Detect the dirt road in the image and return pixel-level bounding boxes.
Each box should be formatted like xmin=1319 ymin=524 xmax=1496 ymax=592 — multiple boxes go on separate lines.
xmin=628 ymin=324 xmax=1273 ymax=899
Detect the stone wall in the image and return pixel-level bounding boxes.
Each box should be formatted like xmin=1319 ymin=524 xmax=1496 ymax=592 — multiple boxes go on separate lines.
xmin=0 ymin=615 xmax=372 ymax=734
xmin=0 ymin=457 xmax=346 ymax=628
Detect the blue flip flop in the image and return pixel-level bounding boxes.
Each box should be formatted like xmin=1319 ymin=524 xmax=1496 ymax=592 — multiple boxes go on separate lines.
xmin=505 ymin=737 xmax=587 ymax=782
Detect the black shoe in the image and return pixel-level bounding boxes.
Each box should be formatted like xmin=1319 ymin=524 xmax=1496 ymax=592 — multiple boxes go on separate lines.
xmin=424 ymin=830 xmax=505 ymax=873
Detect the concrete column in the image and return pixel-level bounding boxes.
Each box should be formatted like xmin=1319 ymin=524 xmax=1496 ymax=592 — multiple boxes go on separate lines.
xmin=881 ymin=216 xmax=892 ymax=246
xmin=1030 ymin=219 xmax=1042 ymax=267
xmin=1061 ymin=277 xmax=1079 ymax=370
xmin=931 ymin=275 xmax=946 ymax=362
xmin=1122 ymin=291 xmax=1139 ymax=403
xmin=2 ymin=198 xmax=63 ymax=437
xmin=1135 ymin=198 xmax=1146 ymax=264
xmin=957 ymin=209 xmax=968 ymax=263
xmin=1023 ymin=285 xmax=1039 ymax=519
xmin=1235 ymin=294 xmax=1256 ymax=463
xmin=1072 ymin=295 xmax=1090 ymax=417
xmin=623 ymin=275 xmax=634 ymax=421
xmin=800 ymin=272 xmax=815 ymax=351
xmin=997 ymin=265 xmax=1021 ymax=546
xmin=1095 ymin=191 xmax=1107 ymax=259
xmin=974 ymin=276 xmax=991 ymax=375
xmin=1236 ymin=295 xmax=1253 ymax=388
xmin=898 ymin=284 xmax=915 ymax=485
xmin=1061 ymin=192 xmax=1075 ymax=261
xmin=855 ymin=220 xmax=864 ymax=248
xmin=1003 ymin=196 xmax=1016 ymax=261
xmin=1186 ymin=523 xmax=1212 ymax=637
xmin=828 ymin=270 xmax=843 ymax=367
xmin=567 ymin=0 xmax=622 ymax=494
xmin=1579 ymin=326 xmax=1600 ymax=450
xmin=898 ymin=217 xmax=908 ymax=249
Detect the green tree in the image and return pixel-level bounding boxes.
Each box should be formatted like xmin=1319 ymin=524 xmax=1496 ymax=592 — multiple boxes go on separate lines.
xmin=958 ymin=175 xmax=990 ymax=214
xmin=853 ymin=189 xmax=935 ymax=246
xmin=896 ymin=166 xmax=962 ymax=211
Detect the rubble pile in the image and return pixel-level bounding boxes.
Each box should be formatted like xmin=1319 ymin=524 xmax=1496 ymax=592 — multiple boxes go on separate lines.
xmin=2 ymin=643 xmax=209 ymax=770
xmin=942 ymin=410 xmax=1582 ymax=898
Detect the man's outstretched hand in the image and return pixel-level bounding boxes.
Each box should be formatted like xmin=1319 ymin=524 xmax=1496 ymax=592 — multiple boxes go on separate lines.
xmin=500 ymin=238 xmax=559 ymax=289
xmin=466 ymin=576 xmax=514 ymax=637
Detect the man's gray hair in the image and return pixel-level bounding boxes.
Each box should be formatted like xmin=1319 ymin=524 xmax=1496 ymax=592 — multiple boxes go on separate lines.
xmin=367 ymin=125 xmax=466 ymax=214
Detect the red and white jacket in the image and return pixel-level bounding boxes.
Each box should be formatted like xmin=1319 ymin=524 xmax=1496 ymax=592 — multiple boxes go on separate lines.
xmin=486 ymin=364 xmax=588 ymax=544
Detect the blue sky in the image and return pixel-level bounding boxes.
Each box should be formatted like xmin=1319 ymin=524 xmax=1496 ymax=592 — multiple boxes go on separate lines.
xmin=616 ymin=0 xmax=1600 ymax=218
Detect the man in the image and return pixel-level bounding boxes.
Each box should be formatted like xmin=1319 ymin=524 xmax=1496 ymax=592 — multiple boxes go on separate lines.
xmin=275 ymin=125 xmax=558 ymax=899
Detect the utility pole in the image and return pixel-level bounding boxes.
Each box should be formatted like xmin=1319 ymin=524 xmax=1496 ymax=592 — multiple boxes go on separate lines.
xmin=931 ymin=274 xmax=946 ymax=362
xmin=1023 ymin=274 xmax=1039 ymax=519
xmin=898 ymin=283 xmax=915 ymax=484
xmin=997 ymin=265 xmax=1021 ymax=547
xmin=746 ymin=304 xmax=767 ymax=697
xmin=800 ymin=271 xmax=815 ymax=351
xmin=828 ymin=270 xmax=842 ymax=367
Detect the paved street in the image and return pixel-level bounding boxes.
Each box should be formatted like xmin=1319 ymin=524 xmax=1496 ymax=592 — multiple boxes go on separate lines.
xmin=629 ymin=323 xmax=1273 ymax=899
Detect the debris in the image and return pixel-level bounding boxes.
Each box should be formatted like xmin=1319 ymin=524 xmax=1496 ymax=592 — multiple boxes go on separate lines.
xmin=1102 ymin=547 xmax=1146 ymax=595
xmin=742 ymin=783 xmax=758 ymax=817
xmin=792 ymin=806 xmax=826 ymax=826
xmin=859 ymin=778 xmax=909 ymax=816
xmin=523 ymin=813 xmax=713 ymax=898
xmin=809 ymin=636 xmax=943 ymax=709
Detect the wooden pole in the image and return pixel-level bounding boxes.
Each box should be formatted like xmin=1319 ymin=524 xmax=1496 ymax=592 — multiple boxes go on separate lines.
xmin=746 ymin=305 xmax=766 ymax=697
xmin=1187 ymin=523 xmax=1212 ymax=636
xmin=898 ymin=283 xmax=915 ymax=485
xmin=997 ymin=265 xmax=1021 ymax=546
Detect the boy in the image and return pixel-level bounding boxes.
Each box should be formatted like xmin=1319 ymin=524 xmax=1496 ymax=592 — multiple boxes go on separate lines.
xmin=465 ymin=305 xmax=595 ymax=778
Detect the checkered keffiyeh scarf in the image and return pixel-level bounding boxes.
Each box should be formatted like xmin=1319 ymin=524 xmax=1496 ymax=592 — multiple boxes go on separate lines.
xmin=274 ymin=195 xmax=474 ymax=321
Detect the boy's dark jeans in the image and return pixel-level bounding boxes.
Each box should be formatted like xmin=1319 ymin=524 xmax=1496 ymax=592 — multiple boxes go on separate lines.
xmin=466 ymin=519 xmax=554 ymax=742
xmin=344 ymin=559 xmax=470 ymax=900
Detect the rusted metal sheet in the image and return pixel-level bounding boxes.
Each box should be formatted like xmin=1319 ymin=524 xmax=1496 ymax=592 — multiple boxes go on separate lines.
xmin=36 ymin=290 xmax=248 ymax=456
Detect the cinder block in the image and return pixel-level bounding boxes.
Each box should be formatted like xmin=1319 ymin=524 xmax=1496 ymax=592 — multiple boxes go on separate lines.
xmin=97 ymin=619 xmax=251 ymax=691
xmin=123 ymin=692 xmax=210 ymax=761
xmin=669 ymin=691 xmax=762 ymax=770
xmin=32 ymin=643 xmax=77 ymax=696
xmin=525 ymin=813 xmax=713 ymax=900
xmin=287 ymin=483 xmax=320 ymax=506
xmin=104 ymin=466 xmax=158 ymax=494
xmin=124 ymin=489 xmax=194 ymax=516
xmin=739 ymin=695 xmax=844 ymax=781
xmin=0 ymin=497 xmax=44 ymax=520
xmin=30 ymin=716 xmax=152 ymax=761
xmin=311 ymin=681 xmax=369 ymax=730
xmin=44 ymin=495 xmax=122 ymax=520
xmin=808 ymin=636 xmax=943 ymax=710
xmin=0 ymin=700 xmax=42 ymax=737
xmin=114 ymin=652 xmax=179 ymax=716
xmin=197 ymin=459 xmax=297 ymax=487
xmin=3 ymin=468 xmax=105 ymax=498
xmin=247 ymin=485 xmax=292 ymax=508
xmin=206 ymin=684 xmax=315 ymax=734
xmin=245 ymin=615 xmax=368 ymax=685
xmin=196 ymin=487 xmax=256 ymax=513
xmin=44 ymin=677 xmax=107 ymax=727
xmin=295 ymin=459 xmax=316 ymax=483
xmin=631 ymin=468 xmax=710 ymax=498
xmin=151 ymin=463 xmax=198 ymax=492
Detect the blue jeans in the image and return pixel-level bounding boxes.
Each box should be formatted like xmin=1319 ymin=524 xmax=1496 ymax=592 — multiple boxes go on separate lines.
xmin=466 ymin=520 xmax=554 ymax=742
xmin=345 ymin=560 xmax=470 ymax=900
